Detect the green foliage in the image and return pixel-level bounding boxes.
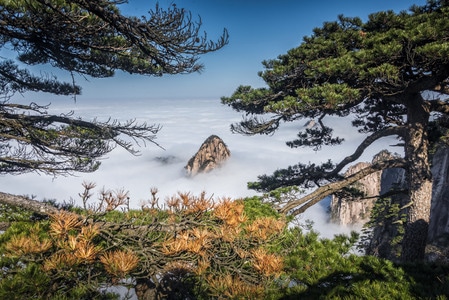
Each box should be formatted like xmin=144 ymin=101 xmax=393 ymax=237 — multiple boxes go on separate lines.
xmin=222 ymin=0 xmax=449 ymax=262
xmin=1 ymin=194 xmax=449 ymax=299
xmin=0 ymin=204 xmax=35 ymax=223
xmin=242 ymin=196 xmax=281 ymax=221
xmin=270 ymin=227 xmax=449 ymax=299
xmin=0 ymin=256 xmax=118 ymax=299
xmin=359 ymin=196 xmax=406 ymax=260
xmin=96 ymin=209 xmax=169 ymax=225
xmin=0 ymin=263 xmax=51 ymax=300
xmin=222 ymin=0 xmax=449 ymax=191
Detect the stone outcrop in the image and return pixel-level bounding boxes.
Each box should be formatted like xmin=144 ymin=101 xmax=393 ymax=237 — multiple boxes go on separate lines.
xmin=330 ymin=162 xmax=380 ymax=225
xmin=331 ymin=144 xmax=449 ymax=242
xmin=185 ymin=135 xmax=230 ymax=176
xmin=331 ymin=144 xmax=449 ymax=246
xmin=330 ymin=151 xmax=407 ymax=260
xmin=329 ymin=144 xmax=449 ymax=260
xmin=154 ymin=155 xmax=178 ymax=164
xmin=304 ymin=119 xmax=317 ymax=129
xmin=330 ymin=150 xmax=405 ymax=225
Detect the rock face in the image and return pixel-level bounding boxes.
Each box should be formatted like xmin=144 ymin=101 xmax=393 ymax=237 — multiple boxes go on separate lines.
xmin=330 ymin=150 xmax=405 ymax=225
xmin=331 ymin=144 xmax=449 ymax=244
xmin=185 ymin=135 xmax=231 ymax=176
xmin=304 ymin=119 xmax=317 ymax=129
xmin=428 ymin=145 xmax=449 ymax=243
xmin=330 ymin=144 xmax=449 ymax=260
xmin=330 ymin=162 xmax=380 ymax=225
xmin=330 ymin=150 xmax=407 ymax=260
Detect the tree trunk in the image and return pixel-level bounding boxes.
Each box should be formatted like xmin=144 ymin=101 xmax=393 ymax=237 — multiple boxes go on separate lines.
xmin=401 ymin=93 xmax=432 ymax=262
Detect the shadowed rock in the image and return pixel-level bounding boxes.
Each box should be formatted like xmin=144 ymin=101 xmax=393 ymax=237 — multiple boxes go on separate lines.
xmin=429 ymin=144 xmax=449 ymax=243
xmin=185 ymin=135 xmax=230 ymax=176
xmin=304 ymin=119 xmax=317 ymax=129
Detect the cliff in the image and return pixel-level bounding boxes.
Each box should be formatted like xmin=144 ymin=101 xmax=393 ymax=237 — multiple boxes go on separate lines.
xmin=331 ymin=144 xmax=449 ymax=245
xmin=330 ymin=150 xmax=405 ymax=225
xmin=428 ymin=145 xmax=449 ymax=243
xmin=330 ymin=161 xmax=380 ymax=225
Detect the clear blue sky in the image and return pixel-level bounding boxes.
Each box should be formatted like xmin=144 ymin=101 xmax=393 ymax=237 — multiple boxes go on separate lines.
xmin=36 ymin=0 xmax=429 ymax=101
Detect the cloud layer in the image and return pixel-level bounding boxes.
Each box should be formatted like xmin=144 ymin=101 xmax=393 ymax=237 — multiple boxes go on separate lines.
xmin=2 ymin=98 xmax=398 ymax=237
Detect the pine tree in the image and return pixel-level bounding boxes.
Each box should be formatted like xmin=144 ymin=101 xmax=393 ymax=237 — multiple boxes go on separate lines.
xmin=0 ymin=0 xmax=228 ymax=175
xmin=222 ymin=0 xmax=449 ymax=262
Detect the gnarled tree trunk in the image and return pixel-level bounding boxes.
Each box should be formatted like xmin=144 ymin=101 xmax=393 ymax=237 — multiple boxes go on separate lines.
xmin=401 ymin=94 xmax=432 ymax=262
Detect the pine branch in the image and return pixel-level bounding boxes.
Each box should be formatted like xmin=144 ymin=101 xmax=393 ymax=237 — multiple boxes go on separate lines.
xmin=280 ymin=158 xmax=407 ymax=216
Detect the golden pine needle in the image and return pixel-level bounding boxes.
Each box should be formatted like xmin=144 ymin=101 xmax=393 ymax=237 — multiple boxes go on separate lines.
xmin=43 ymin=252 xmax=79 ymax=271
xmin=79 ymin=224 xmax=100 ymax=241
xmin=4 ymin=234 xmax=52 ymax=256
xmin=100 ymin=250 xmax=139 ymax=277
xmin=49 ymin=211 xmax=83 ymax=237
xmin=73 ymin=240 xmax=102 ymax=262
xmin=251 ymin=248 xmax=284 ymax=277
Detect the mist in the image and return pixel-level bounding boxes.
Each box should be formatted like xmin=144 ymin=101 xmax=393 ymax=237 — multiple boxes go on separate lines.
xmin=2 ymin=97 xmax=397 ymax=237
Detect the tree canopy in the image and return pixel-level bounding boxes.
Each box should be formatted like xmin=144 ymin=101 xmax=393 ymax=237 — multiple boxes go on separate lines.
xmin=0 ymin=0 xmax=228 ymax=175
xmin=222 ymin=0 xmax=449 ymax=262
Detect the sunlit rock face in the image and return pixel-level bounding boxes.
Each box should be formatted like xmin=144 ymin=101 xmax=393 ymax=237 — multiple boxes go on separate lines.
xmin=330 ymin=162 xmax=380 ymax=226
xmin=330 ymin=144 xmax=449 ymax=244
xmin=185 ymin=135 xmax=231 ymax=176
xmin=330 ymin=150 xmax=405 ymax=226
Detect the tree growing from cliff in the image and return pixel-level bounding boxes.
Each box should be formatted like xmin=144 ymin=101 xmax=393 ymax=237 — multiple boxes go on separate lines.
xmin=0 ymin=0 xmax=228 ymax=175
xmin=222 ymin=0 xmax=449 ymax=262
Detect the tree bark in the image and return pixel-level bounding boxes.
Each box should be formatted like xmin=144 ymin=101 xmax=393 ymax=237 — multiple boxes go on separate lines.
xmin=401 ymin=93 xmax=432 ymax=262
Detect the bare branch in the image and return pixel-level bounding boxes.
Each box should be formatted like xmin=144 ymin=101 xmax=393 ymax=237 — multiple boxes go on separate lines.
xmin=0 ymin=102 xmax=162 ymax=175
xmin=328 ymin=126 xmax=406 ymax=177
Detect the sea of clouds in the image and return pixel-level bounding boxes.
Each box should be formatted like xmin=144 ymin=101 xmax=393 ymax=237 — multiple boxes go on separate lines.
xmin=2 ymin=97 xmax=399 ymax=238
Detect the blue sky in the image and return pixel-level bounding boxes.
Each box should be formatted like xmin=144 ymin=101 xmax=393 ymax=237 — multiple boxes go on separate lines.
xmin=17 ymin=0 xmax=428 ymax=102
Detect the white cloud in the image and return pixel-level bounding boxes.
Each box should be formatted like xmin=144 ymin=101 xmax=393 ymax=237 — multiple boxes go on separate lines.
xmin=1 ymin=98 xmax=397 ymax=237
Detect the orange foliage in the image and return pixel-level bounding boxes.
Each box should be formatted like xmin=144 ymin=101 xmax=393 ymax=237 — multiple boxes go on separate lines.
xmin=100 ymin=250 xmax=139 ymax=278
xmin=251 ymin=247 xmax=284 ymax=277
xmin=245 ymin=217 xmax=286 ymax=241
xmin=4 ymin=234 xmax=52 ymax=256
xmin=43 ymin=252 xmax=79 ymax=271
xmin=49 ymin=211 xmax=83 ymax=238
xmin=206 ymin=274 xmax=264 ymax=299
xmin=213 ymin=198 xmax=247 ymax=227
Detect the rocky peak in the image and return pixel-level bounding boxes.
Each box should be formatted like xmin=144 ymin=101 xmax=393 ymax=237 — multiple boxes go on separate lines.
xmin=185 ymin=135 xmax=231 ymax=176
